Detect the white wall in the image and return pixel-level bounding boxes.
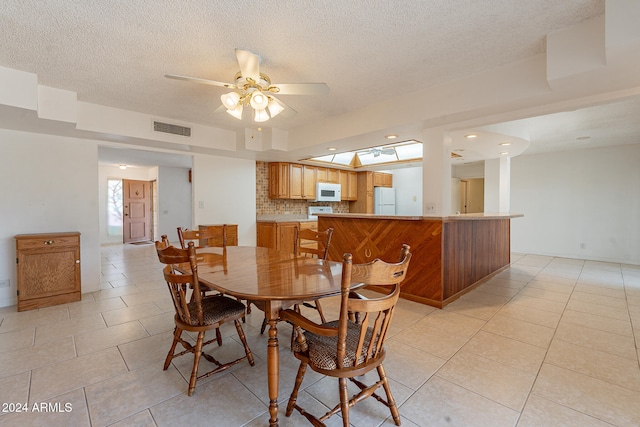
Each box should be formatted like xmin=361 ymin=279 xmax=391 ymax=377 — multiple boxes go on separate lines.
xmin=511 ymin=144 xmax=640 ymax=264
xmin=157 ymin=166 xmax=192 ymax=241
xmin=0 ymin=129 xmax=101 ymax=307
xmin=393 ymin=167 xmax=423 ymax=216
xmin=192 ymin=154 xmax=256 ymax=246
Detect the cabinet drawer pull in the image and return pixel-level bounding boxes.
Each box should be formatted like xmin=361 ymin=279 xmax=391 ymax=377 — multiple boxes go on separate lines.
xmin=364 ymin=248 xmax=372 ymax=258
xmin=44 ymin=240 xmax=55 ymax=245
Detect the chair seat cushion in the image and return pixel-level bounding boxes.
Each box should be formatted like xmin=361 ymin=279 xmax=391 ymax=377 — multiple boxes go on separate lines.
xmin=186 ymin=295 xmax=246 ymax=326
xmin=293 ymin=320 xmax=377 ymax=370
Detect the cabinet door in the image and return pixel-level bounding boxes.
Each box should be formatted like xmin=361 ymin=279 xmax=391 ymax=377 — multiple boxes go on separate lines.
xmin=339 ymin=170 xmax=348 ymax=201
xmin=289 ymin=164 xmax=304 ymax=199
xmin=269 ymin=162 xmax=290 ymax=199
xmin=277 ymin=222 xmax=298 ymax=254
xmin=16 ymin=232 xmax=81 ymax=311
xmin=303 ymin=166 xmax=317 ymax=199
xmin=373 ymin=172 xmax=393 ymax=187
xmin=327 ymin=168 xmax=340 ymax=184
xmin=316 ymin=167 xmax=328 ymax=183
xmin=257 ymin=223 xmax=277 ymax=248
xmin=348 ymin=171 xmax=358 ymax=200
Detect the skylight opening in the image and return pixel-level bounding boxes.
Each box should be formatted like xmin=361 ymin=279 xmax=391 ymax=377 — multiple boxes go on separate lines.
xmin=304 ymin=140 xmax=423 ymax=169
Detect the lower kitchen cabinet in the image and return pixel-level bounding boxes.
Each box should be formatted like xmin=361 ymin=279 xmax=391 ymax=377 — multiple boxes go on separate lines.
xmin=198 ymin=224 xmax=238 ymax=246
xmin=257 ymin=221 xmax=318 ymax=253
xmin=15 ymin=232 xmax=81 ymax=311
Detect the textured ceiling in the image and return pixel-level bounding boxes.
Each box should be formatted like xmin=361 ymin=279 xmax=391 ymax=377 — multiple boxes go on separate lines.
xmin=0 ymin=0 xmax=604 ymax=131
xmin=3 ymin=0 xmax=639 ymax=169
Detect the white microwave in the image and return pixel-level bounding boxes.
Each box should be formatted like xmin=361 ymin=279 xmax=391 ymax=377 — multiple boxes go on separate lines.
xmin=315 ymin=182 xmax=341 ymax=202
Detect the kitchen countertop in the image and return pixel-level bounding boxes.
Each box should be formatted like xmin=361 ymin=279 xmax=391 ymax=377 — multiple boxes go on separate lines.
xmin=315 ymin=212 xmax=523 ymax=221
xmin=256 ymin=215 xmax=318 ymax=223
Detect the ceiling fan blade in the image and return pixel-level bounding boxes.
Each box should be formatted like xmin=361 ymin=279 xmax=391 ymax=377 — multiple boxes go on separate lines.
xmin=165 ymin=74 xmax=236 ymax=89
xmin=271 ymin=83 xmax=330 ymax=95
xmin=271 ymin=96 xmax=297 ymax=118
xmin=235 ymin=49 xmax=261 ymax=82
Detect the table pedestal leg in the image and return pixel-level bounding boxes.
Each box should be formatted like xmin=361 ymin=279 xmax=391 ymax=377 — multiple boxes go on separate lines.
xmin=267 ymin=310 xmax=279 ymax=426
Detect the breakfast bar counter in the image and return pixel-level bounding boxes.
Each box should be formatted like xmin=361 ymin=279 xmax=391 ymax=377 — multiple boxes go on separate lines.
xmin=318 ymin=213 xmax=522 ymax=308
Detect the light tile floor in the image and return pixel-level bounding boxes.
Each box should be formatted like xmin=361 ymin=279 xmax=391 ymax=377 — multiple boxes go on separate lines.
xmin=0 ymin=245 xmax=639 ymax=426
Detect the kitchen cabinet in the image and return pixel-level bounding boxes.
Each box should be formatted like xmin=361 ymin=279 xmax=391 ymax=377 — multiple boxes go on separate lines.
xmin=290 ymin=164 xmax=317 ymax=200
xmin=269 ymin=162 xmax=290 ymax=199
xmin=349 ymin=171 xmax=374 ymax=213
xmin=15 ymin=232 xmax=81 ymax=311
xmin=269 ymin=162 xmax=343 ymax=200
xmin=338 ymin=170 xmax=357 ymax=201
xmin=257 ymin=221 xmax=318 ymax=253
xmin=327 ymin=168 xmax=340 ymax=184
xmin=270 ymin=163 xmax=315 ymax=200
xmin=373 ymin=172 xmax=393 ymax=187
xmin=198 ymin=224 xmax=238 ymax=246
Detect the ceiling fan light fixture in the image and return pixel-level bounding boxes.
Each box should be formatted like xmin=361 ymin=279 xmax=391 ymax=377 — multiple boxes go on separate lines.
xmin=221 ymin=92 xmax=240 ymax=109
xmin=254 ymin=108 xmax=269 ymax=122
xmin=226 ymin=104 xmax=243 ymax=120
xmin=250 ymin=90 xmax=269 ymax=110
xmin=267 ymin=98 xmax=285 ymax=118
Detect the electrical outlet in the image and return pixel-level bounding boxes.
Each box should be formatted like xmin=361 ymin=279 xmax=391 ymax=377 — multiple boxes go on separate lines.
xmin=425 ymin=202 xmax=436 ymax=212
xmin=0 ymin=279 xmax=10 ymax=288
xmin=198 ymin=200 xmax=205 ymax=209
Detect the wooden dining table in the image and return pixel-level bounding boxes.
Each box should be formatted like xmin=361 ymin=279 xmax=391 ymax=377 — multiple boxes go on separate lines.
xmin=191 ymin=246 xmax=354 ymax=427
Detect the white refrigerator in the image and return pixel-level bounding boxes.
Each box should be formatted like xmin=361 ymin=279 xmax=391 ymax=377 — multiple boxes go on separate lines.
xmin=374 ymin=187 xmax=396 ymax=214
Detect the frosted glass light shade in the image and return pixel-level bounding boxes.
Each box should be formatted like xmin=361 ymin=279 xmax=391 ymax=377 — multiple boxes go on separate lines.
xmin=254 ymin=108 xmax=269 ymax=122
xmin=267 ymin=98 xmax=285 ymax=118
xmin=250 ymin=91 xmax=269 ymax=110
xmin=221 ymin=92 xmax=240 ymax=109
xmin=226 ymin=104 xmax=243 ymax=120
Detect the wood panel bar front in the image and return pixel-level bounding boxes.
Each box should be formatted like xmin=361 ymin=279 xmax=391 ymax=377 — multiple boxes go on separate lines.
xmin=318 ymin=213 xmax=518 ymax=308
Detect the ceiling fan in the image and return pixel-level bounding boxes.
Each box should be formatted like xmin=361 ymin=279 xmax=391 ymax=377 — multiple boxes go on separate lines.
xmin=165 ymin=49 xmax=330 ymax=122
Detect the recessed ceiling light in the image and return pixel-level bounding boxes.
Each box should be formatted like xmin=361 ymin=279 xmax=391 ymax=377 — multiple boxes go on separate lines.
xmin=464 ymin=134 xmax=478 ymax=139
xmin=385 ymin=134 xmax=398 ymax=139
xmin=327 ymin=147 xmax=337 ymax=151
xmin=499 ymin=142 xmax=511 ymax=146
xmin=499 ymin=152 xmax=509 ymax=155
xmin=119 ymin=164 xmax=127 ymax=170
xmin=576 ymin=136 xmax=591 ymax=140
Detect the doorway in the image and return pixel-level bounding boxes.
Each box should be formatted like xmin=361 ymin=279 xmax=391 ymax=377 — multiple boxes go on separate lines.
xmin=123 ymin=179 xmax=152 ymax=243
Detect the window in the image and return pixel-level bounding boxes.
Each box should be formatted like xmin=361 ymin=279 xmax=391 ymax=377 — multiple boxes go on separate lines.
xmin=107 ymin=179 xmax=123 ymax=236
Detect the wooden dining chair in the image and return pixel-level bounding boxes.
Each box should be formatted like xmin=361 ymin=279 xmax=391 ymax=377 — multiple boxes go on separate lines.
xmin=280 ymin=244 xmax=411 ymax=426
xmin=177 ymin=225 xmax=228 ymax=249
xmin=258 ymin=226 xmax=334 ymax=335
xmin=155 ymin=237 xmax=254 ymax=396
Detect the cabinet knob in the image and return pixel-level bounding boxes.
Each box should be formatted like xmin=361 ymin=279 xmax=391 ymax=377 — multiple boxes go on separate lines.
xmin=44 ymin=240 xmax=54 ymax=245
xmin=76 ymin=260 xmax=80 ymax=264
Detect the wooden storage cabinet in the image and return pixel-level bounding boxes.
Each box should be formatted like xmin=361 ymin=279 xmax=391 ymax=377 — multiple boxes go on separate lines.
xmin=198 ymin=224 xmax=238 ymax=246
xmin=15 ymin=232 xmax=81 ymax=311
xmin=338 ymin=170 xmax=358 ymax=201
xmin=257 ymin=221 xmax=318 ymax=253
xmin=373 ymin=172 xmax=393 ymax=187
xmin=268 ymin=162 xmax=348 ymax=200
xmin=350 ymin=171 xmax=375 ymax=213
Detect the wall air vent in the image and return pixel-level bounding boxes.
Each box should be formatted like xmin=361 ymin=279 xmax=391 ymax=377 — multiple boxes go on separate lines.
xmin=153 ymin=121 xmax=191 ymax=137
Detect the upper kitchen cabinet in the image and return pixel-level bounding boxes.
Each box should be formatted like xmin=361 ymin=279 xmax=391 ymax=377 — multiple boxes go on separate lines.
xmin=339 ymin=170 xmax=357 ymax=201
xmin=268 ymin=162 xmax=348 ymax=200
xmin=289 ymin=164 xmax=317 ymax=200
xmin=373 ymin=172 xmax=393 ymax=187
xmin=269 ymin=162 xmax=290 ymax=199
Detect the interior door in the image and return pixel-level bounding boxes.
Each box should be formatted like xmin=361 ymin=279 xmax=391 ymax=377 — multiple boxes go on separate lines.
xmin=123 ymin=179 xmax=151 ymax=243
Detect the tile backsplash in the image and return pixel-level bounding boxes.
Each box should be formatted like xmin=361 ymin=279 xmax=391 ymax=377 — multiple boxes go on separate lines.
xmin=256 ymin=161 xmax=350 ymax=215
